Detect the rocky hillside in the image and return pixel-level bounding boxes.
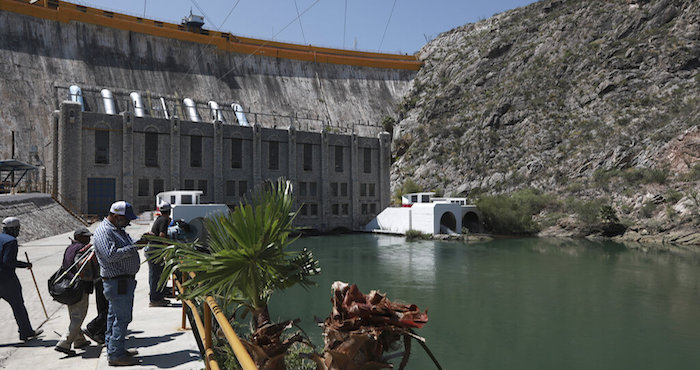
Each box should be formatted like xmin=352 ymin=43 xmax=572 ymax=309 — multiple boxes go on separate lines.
xmin=391 ymin=0 xmax=699 ymax=243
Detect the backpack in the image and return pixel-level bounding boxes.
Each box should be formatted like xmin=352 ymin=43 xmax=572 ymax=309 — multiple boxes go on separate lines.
xmin=48 ymin=268 xmax=83 ymax=305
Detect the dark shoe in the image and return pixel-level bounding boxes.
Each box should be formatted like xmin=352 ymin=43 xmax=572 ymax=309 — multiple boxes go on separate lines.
xmin=149 ymin=299 xmax=170 ymax=307
xmin=82 ymin=328 xmax=105 ymax=345
xmin=108 ymin=356 xmax=141 ymax=366
xmin=126 ymin=348 xmax=139 ymax=356
xmin=163 ymin=291 xmax=176 ymax=299
xmin=54 ymin=346 xmax=77 ymax=356
xmin=20 ymin=329 xmax=44 ymax=341
xmin=74 ymin=339 xmax=90 ymax=348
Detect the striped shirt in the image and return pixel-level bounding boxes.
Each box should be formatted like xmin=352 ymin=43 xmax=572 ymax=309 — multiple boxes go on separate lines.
xmin=93 ymin=218 xmax=140 ymax=278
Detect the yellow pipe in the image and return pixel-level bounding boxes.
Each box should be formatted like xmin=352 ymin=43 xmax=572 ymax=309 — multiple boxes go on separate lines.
xmin=205 ymin=296 xmax=258 ymax=370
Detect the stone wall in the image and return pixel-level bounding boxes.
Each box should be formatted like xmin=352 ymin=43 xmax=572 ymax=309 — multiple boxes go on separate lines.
xmin=0 ymin=193 xmax=85 ymax=242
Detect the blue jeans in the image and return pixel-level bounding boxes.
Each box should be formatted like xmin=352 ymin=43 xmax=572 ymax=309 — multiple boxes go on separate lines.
xmin=103 ymin=278 xmax=136 ymax=359
xmin=0 ymin=274 xmax=34 ymax=339
xmin=147 ymin=258 xmax=165 ymax=302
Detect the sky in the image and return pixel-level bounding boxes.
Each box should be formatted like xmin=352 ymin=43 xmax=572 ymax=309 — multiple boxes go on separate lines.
xmin=73 ymin=0 xmax=538 ymax=54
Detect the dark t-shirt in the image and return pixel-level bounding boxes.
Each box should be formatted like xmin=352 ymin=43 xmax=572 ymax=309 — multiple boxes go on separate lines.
xmin=151 ymin=215 xmax=170 ymax=237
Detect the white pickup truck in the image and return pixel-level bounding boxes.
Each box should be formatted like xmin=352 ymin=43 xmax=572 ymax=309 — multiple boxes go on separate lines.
xmin=155 ymin=190 xmax=229 ymax=244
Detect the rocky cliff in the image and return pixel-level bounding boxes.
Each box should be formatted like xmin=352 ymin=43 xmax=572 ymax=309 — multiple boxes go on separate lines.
xmin=391 ymin=0 xmax=699 ymax=243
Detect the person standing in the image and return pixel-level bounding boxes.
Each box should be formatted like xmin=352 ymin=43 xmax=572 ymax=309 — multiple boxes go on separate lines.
xmin=0 ymin=217 xmax=43 ymax=341
xmin=82 ymin=272 xmax=108 ymax=345
xmin=147 ymin=202 xmax=171 ymax=307
xmin=55 ymin=227 xmax=98 ymax=356
xmin=93 ymin=201 xmax=143 ymax=366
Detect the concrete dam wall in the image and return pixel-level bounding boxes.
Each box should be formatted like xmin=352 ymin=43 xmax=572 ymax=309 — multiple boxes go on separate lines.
xmin=0 ymin=6 xmax=416 ymax=184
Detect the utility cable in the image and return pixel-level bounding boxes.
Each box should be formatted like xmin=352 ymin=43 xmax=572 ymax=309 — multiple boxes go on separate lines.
xmin=216 ymin=0 xmax=321 ymax=82
xmin=343 ymin=0 xmax=347 ymax=49
xmin=142 ymin=0 xmax=147 ymax=18
xmin=294 ymin=0 xmax=307 ymax=44
xmin=378 ymin=0 xmax=398 ymax=51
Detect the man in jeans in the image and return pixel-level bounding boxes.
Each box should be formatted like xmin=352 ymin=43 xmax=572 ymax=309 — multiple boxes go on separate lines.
xmin=0 ymin=217 xmax=43 ymax=342
xmin=93 ymin=201 xmax=144 ymax=366
xmin=146 ymin=202 xmax=171 ymax=307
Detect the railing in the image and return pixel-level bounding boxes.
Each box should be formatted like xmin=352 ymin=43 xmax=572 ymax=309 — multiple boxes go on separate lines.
xmin=175 ymin=272 xmax=257 ymax=370
xmin=55 ymin=85 xmax=387 ymax=137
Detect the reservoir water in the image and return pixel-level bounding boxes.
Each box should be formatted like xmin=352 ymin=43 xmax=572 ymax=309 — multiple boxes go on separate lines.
xmin=269 ymin=234 xmax=700 ymax=369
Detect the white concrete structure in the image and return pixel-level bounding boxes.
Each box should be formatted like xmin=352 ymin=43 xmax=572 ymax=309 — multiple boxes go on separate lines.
xmin=366 ymin=192 xmax=483 ymax=235
xmin=156 ymin=190 xmax=228 ymax=223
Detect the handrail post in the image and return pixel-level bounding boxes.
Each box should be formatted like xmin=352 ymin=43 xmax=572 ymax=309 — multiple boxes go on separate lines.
xmin=204 ymin=302 xmax=213 ymax=370
xmin=180 ymin=273 xmax=187 ymax=330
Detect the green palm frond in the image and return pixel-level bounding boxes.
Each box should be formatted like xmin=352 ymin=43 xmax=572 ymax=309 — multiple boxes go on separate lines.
xmin=145 ymin=178 xmax=320 ymax=310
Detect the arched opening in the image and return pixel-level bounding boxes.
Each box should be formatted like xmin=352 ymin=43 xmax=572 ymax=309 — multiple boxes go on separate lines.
xmin=439 ymin=212 xmax=457 ymax=234
xmin=462 ymin=212 xmax=480 ymax=234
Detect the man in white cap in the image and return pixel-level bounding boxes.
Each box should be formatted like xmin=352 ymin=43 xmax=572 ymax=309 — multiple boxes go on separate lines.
xmin=146 ymin=202 xmax=171 ymax=307
xmin=93 ymin=201 xmax=143 ymax=366
xmin=0 ymin=217 xmax=43 ymax=341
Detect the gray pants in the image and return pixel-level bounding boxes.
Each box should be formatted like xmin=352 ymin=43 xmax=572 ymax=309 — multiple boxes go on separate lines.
xmin=56 ymin=292 xmax=89 ymax=349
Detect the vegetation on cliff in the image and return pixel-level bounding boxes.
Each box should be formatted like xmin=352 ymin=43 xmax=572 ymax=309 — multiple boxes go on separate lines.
xmin=390 ymin=0 xmax=699 ymax=243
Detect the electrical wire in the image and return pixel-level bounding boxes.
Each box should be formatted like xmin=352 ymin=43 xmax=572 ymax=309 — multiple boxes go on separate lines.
xmin=343 ymin=0 xmax=347 ymax=49
xmin=294 ymin=0 xmax=307 ymax=44
xmin=142 ymin=0 xmax=147 ymax=18
xmin=216 ymin=0 xmax=321 ymax=82
xmin=378 ymin=0 xmax=398 ymax=51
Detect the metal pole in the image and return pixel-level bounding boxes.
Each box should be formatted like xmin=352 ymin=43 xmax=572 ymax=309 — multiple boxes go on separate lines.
xmin=24 ymin=252 xmax=49 ymax=320
xmin=181 ymin=273 xmax=187 ymax=330
xmin=204 ymin=303 xmax=212 ymax=370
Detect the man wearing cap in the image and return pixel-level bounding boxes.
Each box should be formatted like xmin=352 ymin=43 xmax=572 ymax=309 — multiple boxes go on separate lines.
xmin=55 ymin=227 xmax=98 ymax=356
xmin=146 ymin=202 xmax=171 ymax=307
xmin=0 ymin=217 xmax=43 ymax=341
xmin=93 ymin=201 xmax=143 ymax=366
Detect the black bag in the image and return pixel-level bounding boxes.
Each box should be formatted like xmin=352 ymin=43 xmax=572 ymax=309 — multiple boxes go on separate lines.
xmin=48 ymin=268 xmax=83 ymax=305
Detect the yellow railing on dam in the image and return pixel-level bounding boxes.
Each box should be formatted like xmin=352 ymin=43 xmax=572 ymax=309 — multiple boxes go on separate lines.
xmin=0 ymin=0 xmax=422 ymax=71
xmin=175 ymin=273 xmax=258 ymax=370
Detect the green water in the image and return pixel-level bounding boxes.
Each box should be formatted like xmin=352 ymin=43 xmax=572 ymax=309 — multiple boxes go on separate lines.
xmin=269 ymin=234 xmax=700 ymax=369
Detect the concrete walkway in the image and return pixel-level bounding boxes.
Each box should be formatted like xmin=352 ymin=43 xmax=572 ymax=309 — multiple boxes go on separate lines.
xmin=0 ymin=221 xmax=202 ymax=370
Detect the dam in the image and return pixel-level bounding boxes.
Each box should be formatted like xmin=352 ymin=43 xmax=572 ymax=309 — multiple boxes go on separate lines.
xmin=0 ymin=0 xmax=420 ymax=228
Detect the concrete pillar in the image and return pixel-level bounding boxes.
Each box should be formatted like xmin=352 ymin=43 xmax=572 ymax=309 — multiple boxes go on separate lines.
xmin=170 ymin=117 xmax=181 ymax=190
xmin=252 ymin=124 xmax=262 ymax=186
xmin=350 ymin=134 xmax=358 ymax=229
xmin=51 ymin=110 xmax=59 ymax=198
xmin=57 ymin=102 xmax=82 ymax=211
xmin=378 ymin=131 xmax=391 ymax=210
xmin=213 ymin=121 xmax=223 ymax=203
xmin=121 ymin=112 xmax=134 ymax=202
xmin=287 ymin=126 xmax=297 ymax=206
xmin=320 ymin=131 xmax=329 ymax=230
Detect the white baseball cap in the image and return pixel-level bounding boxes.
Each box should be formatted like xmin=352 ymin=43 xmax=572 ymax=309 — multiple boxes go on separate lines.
xmin=110 ymin=201 xmax=138 ymax=220
xmin=2 ymin=217 xmax=20 ymax=228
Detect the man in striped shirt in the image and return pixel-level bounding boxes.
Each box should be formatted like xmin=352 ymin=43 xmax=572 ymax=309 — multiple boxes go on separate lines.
xmin=93 ymin=201 xmax=144 ymax=367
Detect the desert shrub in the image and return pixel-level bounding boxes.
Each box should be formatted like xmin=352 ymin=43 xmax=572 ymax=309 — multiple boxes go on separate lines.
xmin=640 ymin=200 xmax=658 ymax=218
xmin=665 ymin=189 xmax=683 ymax=204
xmin=621 ymin=167 xmax=669 ymax=185
xmin=681 ymin=162 xmax=700 ymax=182
xmin=405 ymin=229 xmax=424 ymax=241
xmin=381 ymin=116 xmax=396 ymax=135
xmin=476 ymin=188 xmax=554 ymax=235
xmin=564 ymin=197 xmax=606 ymax=225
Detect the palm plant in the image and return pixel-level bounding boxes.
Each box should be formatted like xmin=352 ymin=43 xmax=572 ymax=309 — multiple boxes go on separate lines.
xmin=147 ymin=178 xmax=320 ymax=368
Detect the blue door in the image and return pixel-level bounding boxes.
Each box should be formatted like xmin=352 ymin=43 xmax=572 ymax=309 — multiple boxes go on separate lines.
xmin=87 ymin=178 xmax=116 ymax=216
